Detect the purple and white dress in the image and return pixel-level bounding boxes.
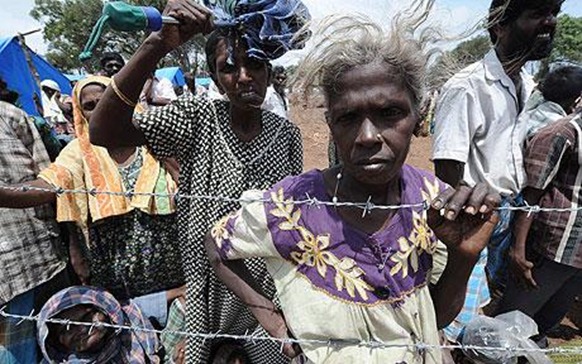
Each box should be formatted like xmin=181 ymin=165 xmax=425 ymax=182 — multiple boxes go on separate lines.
xmin=211 ymin=165 xmax=447 ymax=363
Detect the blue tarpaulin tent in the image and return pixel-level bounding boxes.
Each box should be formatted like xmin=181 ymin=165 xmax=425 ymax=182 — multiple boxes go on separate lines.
xmin=155 ymin=66 xmax=185 ymax=87
xmin=0 ymin=36 xmax=72 ymax=117
xmin=65 ymin=74 xmax=87 ymax=83
xmin=196 ymin=77 xmax=212 ymax=87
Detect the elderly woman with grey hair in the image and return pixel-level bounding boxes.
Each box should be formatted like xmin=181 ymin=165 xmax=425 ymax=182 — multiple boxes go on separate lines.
xmin=204 ymin=8 xmax=502 ymax=364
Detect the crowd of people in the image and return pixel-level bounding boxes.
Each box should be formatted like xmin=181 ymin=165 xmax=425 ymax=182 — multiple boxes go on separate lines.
xmin=0 ymin=0 xmax=580 ymax=363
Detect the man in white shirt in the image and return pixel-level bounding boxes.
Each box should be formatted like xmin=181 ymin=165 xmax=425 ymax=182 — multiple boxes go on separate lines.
xmin=431 ymin=0 xmax=563 ymax=344
xmin=40 ymin=79 xmax=68 ymax=126
xmin=262 ymin=66 xmax=289 ymax=119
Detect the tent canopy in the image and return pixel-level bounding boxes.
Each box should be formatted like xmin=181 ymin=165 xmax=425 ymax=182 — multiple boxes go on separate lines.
xmin=155 ymin=66 xmax=185 ymax=87
xmin=0 ymin=36 xmax=72 ymax=117
xmin=196 ymin=77 xmax=212 ymax=87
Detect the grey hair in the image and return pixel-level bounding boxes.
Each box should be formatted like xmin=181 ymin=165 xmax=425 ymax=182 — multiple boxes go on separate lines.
xmin=292 ymin=0 xmax=443 ymax=113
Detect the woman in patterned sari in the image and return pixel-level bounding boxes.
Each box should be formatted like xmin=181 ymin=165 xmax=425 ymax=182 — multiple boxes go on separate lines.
xmin=0 ymin=76 xmax=185 ymax=311
xmin=89 ymin=0 xmax=309 ymax=362
xmin=204 ymin=13 xmax=502 ymax=364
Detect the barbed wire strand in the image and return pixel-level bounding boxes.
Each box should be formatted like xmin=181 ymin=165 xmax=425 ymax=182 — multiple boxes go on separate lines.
xmin=1 ymin=309 xmax=581 ymax=356
xmin=3 ymin=184 xmax=582 ymax=356
xmin=2 ymin=184 xmax=581 ymax=214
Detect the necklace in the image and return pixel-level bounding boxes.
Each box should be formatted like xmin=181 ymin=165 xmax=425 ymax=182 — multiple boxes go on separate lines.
xmin=332 ymin=169 xmax=342 ymax=205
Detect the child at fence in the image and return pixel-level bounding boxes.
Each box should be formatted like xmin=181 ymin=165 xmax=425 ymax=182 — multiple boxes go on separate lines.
xmin=204 ymin=10 xmax=501 ymax=363
xmin=37 ymin=286 xmax=161 ymax=363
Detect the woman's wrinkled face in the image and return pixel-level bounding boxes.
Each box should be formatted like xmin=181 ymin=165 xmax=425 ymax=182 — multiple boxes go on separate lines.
xmin=79 ymin=84 xmax=105 ymax=121
xmin=51 ymin=305 xmax=110 ymax=354
xmin=326 ymin=62 xmax=418 ymax=185
xmin=213 ymin=39 xmax=269 ymax=110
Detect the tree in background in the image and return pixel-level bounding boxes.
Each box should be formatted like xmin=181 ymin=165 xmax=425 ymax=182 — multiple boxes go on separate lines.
xmin=537 ymin=14 xmax=582 ymax=79
xmin=31 ymin=0 xmax=205 ymax=73
xmin=426 ymin=35 xmax=490 ymax=91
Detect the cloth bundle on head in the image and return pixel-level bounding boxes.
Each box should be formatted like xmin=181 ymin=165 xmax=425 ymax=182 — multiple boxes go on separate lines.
xmin=37 ymin=286 xmax=160 ymax=364
xmin=203 ymin=0 xmax=311 ymax=62
xmin=38 ymin=76 xmax=176 ymax=231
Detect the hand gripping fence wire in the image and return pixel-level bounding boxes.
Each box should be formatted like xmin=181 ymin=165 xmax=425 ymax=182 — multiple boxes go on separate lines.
xmin=1 ymin=308 xmax=582 ymax=357
xmin=4 ymin=184 xmax=582 ymax=357
xmin=3 ymin=184 xmax=582 ymax=214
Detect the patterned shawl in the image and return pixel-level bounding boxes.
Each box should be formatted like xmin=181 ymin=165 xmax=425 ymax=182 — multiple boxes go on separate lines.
xmin=37 ymin=286 xmax=160 ymax=364
xmin=38 ymin=76 xmax=176 ymax=228
xmin=203 ymin=0 xmax=311 ymax=62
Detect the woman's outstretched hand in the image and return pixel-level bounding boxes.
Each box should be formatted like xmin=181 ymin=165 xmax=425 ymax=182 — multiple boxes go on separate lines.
xmin=428 ymin=182 xmax=501 ymax=257
xmin=158 ymin=0 xmax=214 ymax=51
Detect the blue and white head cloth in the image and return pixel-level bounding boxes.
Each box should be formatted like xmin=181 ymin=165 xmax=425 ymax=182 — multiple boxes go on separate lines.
xmin=203 ymin=0 xmax=311 ymax=63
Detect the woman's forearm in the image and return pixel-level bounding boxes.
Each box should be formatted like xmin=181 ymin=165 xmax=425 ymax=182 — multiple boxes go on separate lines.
xmin=431 ymin=250 xmax=479 ymax=329
xmin=90 ymin=34 xmax=169 ymax=148
xmin=0 ymin=179 xmax=55 ymax=208
xmin=204 ymin=235 xmax=282 ymax=324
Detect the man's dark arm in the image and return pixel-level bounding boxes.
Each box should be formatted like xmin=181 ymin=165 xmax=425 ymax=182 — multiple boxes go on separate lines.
xmin=434 ymin=159 xmax=465 ymax=187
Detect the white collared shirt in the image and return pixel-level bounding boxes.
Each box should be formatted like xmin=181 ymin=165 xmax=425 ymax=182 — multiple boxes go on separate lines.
xmin=521 ymin=90 xmax=567 ymax=138
xmin=262 ymin=86 xmax=288 ymax=119
xmin=432 ymin=49 xmax=535 ymax=195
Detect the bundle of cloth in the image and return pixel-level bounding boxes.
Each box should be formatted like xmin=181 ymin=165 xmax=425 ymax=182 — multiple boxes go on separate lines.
xmin=203 ymin=0 xmax=311 ymax=62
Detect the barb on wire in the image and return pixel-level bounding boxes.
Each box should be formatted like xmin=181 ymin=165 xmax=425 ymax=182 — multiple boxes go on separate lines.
xmin=1 ymin=309 xmax=582 ymax=356
xmin=2 ymin=185 xmax=580 ymax=214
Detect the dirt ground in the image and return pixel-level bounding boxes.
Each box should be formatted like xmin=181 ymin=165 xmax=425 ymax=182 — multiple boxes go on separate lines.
xmin=290 ymin=102 xmax=433 ymax=172
xmin=290 ymin=101 xmax=582 ymax=357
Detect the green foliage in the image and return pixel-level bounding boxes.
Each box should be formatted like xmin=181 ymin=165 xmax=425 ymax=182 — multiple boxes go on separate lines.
xmin=538 ymin=14 xmax=582 ymax=79
xmin=427 ymin=34 xmax=491 ymax=90
xmin=30 ymin=0 xmax=205 ymax=73
xmin=550 ymin=14 xmax=582 ymax=64
xmin=447 ymin=36 xmax=491 ymax=67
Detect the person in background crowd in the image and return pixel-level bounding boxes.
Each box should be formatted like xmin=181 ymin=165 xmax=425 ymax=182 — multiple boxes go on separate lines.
xmin=272 ymin=66 xmax=289 ymax=110
xmin=497 ymin=104 xmax=582 ymax=348
xmin=37 ymin=286 xmax=161 ymax=364
xmin=431 ymin=0 xmax=563 ymax=347
xmin=183 ymin=71 xmax=196 ymax=94
xmin=205 ymin=12 xmax=501 ymax=363
xmin=262 ymin=65 xmax=288 ymax=119
xmin=0 ymin=99 xmax=70 ymax=364
xmin=523 ymin=65 xmax=582 ymax=138
xmin=40 ymin=79 xmax=68 ymax=126
xmin=183 ymin=71 xmax=206 ymax=97
xmin=0 ymin=77 xmax=185 ymax=332
xmin=0 ymin=77 xmax=63 ymax=161
xmin=99 ymin=52 xmax=125 ymax=78
xmin=89 ymin=0 xmax=306 ymax=361
xmin=140 ymin=72 xmax=178 ymax=109
xmin=54 ymin=95 xmax=76 ymax=146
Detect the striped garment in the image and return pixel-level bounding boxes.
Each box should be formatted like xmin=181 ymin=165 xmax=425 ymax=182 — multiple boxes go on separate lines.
xmin=442 ymin=248 xmax=490 ymax=342
xmin=523 ymin=113 xmax=582 ymax=269
xmin=38 ymin=76 xmax=176 ymax=231
xmin=0 ymin=101 xmax=66 ymax=306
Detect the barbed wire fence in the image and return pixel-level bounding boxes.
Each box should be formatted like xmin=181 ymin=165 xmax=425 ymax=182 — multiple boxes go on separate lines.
xmin=2 ymin=184 xmax=582 ymax=358
xmin=2 ymin=184 xmax=581 ymax=214
xmin=2 ymin=308 xmax=582 ymax=357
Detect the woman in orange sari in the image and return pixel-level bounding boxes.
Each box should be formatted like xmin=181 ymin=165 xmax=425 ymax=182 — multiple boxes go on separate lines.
xmin=0 ymin=76 xmax=184 ymax=307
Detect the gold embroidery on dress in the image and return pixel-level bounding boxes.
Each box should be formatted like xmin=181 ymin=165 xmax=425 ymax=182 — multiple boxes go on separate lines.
xmin=270 ymin=188 xmax=373 ymax=301
xmin=390 ymin=177 xmax=441 ymax=278
xmin=211 ymin=210 xmax=241 ymax=250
